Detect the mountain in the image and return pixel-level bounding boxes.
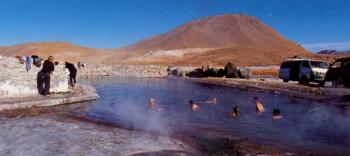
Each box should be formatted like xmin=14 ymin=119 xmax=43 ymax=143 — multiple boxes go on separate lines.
xmin=0 ymin=14 xmax=311 ymax=66
xmin=317 ymin=49 xmax=350 ymax=55
xmin=0 ymin=42 xmax=117 ymax=64
xmin=121 ymin=14 xmax=310 ymax=66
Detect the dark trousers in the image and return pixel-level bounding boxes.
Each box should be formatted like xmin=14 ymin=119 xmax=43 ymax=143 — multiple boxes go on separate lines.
xmin=69 ymin=72 xmax=77 ymax=86
xmin=37 ymin=71 xmax=51 ymax=95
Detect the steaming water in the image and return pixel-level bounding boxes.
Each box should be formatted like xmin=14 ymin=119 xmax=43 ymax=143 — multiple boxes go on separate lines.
xmin=81 ymin=77 xmax=350 ymax=154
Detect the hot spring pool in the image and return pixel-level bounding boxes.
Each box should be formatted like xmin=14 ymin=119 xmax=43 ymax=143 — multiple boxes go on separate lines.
xmin=81 ymin=77 xmax=350 ymax=154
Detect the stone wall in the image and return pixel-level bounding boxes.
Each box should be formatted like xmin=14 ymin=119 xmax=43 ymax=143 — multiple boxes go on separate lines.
xmin=77 ymin=64 xmax=114 ymax=78
xmin=77 ymin=64 xmax=168 ymax=78
xmin=112 ymin=65 xmax=168 ymax=77
xmin=0 ymin=55 xmax=69 ymax=97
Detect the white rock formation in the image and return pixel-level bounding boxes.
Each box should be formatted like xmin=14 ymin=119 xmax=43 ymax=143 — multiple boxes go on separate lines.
xmin=0 ymin=55 xmax=69 ymax=97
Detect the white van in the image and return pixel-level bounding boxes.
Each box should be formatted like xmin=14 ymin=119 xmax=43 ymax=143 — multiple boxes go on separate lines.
xmin=279 ymin=58 xmax=329 ymax=86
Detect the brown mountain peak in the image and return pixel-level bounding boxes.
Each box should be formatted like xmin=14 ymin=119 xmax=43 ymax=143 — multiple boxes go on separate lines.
xmin=125 ymin=14 xmax=305 ymax=53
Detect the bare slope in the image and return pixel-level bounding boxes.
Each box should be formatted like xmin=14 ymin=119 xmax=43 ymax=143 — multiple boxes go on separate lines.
xmin=126 ymin=14 xmax=308 ymax=52
xmin=1 ymin=14 xmax=311 ymax=66
xmin=122 ymin=14 xmax=310 ymax=66
xmin=0 ymin=42 xmax=115 ymax=64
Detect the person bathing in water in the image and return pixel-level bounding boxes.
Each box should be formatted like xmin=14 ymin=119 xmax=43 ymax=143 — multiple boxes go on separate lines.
xmin=254 ymin=97 xmax=265 ymax=113
xmin=189 ymin=100 xmax=199 ymax=111
xmin=273 ymin=109 xmax=282 ymax=120
xmin=148 ymin=98 xmax=156 ymax=108
xmin=148 ymin=98 xmax=163 ymax=111
xmin=229 ymin=106 xmax=240 ymax=117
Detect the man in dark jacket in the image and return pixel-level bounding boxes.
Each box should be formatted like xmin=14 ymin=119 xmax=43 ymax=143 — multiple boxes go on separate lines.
xmin=65 ymin=62 xmax=77 ymax=89
xmin=37 ymin=56 xmax=55 ymax=96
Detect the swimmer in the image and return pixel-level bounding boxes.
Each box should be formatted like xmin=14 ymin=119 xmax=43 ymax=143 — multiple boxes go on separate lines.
xmin=148 ymin=98 xmax=156 ymax=108
xmin=253 ymin=97 xmax=265 ymax=113
xmin=273 ymin=109 xmax=282 ymax=120
xmin=229 ymin=106 xmax=240 ymax=117
xmin=148 ymin=98 xmax=163 ymax=111
xmin=205 ymin=98 xmax=217 ymax=104
xmin=189 ymin=100 xmax=199 ymax=111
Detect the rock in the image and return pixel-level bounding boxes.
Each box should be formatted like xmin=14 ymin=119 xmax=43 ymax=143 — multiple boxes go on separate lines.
xmin=224 ymin=62 xmax=240 ymax=78
xmin=0 ymin=55 xmax=69 ymax=97
xmin=112 ymin=65 xmax=168 ymax=77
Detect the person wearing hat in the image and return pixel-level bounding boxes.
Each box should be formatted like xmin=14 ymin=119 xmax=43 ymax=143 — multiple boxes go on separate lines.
xmin=37 ymin=56 xmax=55 ymax=96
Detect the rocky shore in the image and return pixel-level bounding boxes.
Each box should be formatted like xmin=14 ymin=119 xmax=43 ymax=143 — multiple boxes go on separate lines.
xmin=0 ymin=84 xmax=99 ymax=111
xmin=188 ymin=77 xmax=350 ymax=101
xmin=0 ymin=109 xmax=195 ymax=156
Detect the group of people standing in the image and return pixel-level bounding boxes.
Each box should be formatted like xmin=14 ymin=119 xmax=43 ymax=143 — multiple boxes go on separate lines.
xmin=36 ymin=56 xmax=77 ymax=96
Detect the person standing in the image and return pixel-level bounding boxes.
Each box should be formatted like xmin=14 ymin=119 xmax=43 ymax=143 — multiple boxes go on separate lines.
xmin=65 ymin=61 xmax=77 ymax=89
xmin=37 ymin=56 xmax=55 ymax=96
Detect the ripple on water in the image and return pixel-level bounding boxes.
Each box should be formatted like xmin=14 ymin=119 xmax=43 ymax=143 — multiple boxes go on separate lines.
xmin=81 ymin=77 xmax=350 ymax=154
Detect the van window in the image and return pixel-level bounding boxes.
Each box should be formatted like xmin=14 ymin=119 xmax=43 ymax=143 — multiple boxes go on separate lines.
xmin=302 ymin=61 xmax=310 ymax=68
xmin=280 ymin=62 xmax=290 ymax=68
xmin=311 ymin=61 xmax=328 ymax=69
xmin=292 ymin=61 xmax=302 ymax=67
xmin=331 ymin=61 xmax=341 ymax=68
xmin=343 ymin=61 xmax=350 ymax=67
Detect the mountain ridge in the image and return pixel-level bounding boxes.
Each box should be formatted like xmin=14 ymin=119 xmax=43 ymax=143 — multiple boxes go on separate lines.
xmin=0 ymin=14 xmax=311 ymax=66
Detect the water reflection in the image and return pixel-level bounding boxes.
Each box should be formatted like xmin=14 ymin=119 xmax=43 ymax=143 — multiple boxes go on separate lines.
xmin=82 ymin=77 xmax=350 ymax=154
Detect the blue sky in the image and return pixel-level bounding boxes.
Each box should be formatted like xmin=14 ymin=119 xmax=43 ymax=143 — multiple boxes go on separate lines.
xmin=0 ymin=0 xmax=349 ymax=52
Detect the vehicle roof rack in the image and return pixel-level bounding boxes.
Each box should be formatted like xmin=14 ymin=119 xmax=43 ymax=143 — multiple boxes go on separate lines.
xmin=284 ymin=56 xmax=310 ymax=61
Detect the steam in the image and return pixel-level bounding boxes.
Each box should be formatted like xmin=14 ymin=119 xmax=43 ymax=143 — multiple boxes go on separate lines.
xmin=110 ymin=99 xmax=170 ymax=134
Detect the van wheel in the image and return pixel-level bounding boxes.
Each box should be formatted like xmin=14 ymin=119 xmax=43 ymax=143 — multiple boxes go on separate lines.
xmin=283 ymin=79 xmax=289 ymax=83
xmin=318 ymin=81 xmax=325 ymax=87
xmin=343 ymin=78 xmax=350 ymax=88
xmin=337 ymin=77 xmax=344 ymax=86
xmin=299 ymin=75 xmax=309 ymax=85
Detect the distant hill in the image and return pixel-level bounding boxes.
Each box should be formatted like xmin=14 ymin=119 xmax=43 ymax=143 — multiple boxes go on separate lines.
xmin=0 ymin=42 xmax=117 ymax=64
xmin=0 ymin=14 xmax=312 ymax=66
xmin=317 ymin=49 xmax=350 ymax=55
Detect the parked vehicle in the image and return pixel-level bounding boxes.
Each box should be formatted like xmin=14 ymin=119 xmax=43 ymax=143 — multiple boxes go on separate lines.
xmin=279 ymin=57 xmax=329 ymax=86
xmin=325 ymin=57 xmax=350 ymax=88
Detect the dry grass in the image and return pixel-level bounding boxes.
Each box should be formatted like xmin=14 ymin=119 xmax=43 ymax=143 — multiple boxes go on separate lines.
xmin=251 ymin=69 xmax=279 ymax=77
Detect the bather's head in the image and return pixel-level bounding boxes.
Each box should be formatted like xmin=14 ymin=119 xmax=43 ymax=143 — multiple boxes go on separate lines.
xmin=273 ymin=109 xmax=281 ymax=116
xmin=233 ymin=106 xmax=240 ymax=116
xmin=189 ymin=100 xmax=194 ymax=106
xmin=48 ymin=56 xmax=54 ymax=62
xmin=253 ymin=96 xmax=259 ymax=102
xmin=149 ymin=98 xmax=156 ymax=108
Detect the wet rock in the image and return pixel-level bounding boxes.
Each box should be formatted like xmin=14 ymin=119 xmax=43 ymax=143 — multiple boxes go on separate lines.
xmin=224 ymin=62 xmax=242 ymax=78
xmin=0 ymin=84 xmax=99 ymax=111
xmin=0 ymin=113 xmax=195 ymax=156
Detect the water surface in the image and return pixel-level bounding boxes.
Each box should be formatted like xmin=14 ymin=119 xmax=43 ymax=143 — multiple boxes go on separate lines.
xmin=82 ymin=77 xmax=350 ymax=154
